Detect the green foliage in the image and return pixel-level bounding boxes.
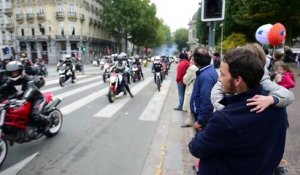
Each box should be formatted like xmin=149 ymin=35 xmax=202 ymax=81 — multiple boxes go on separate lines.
xmin=173 ymin=28 xmax=189 ymax=51
xmin=100 ymin=0 xmax=171 ymax=51
xmin=196 ymin=8 xmax=209 ymax=45
xmin=222 ymin=33 xmax=247 ymax=52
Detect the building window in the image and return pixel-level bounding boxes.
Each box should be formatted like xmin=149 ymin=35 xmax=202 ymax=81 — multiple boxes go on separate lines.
xmin=27 ymin=8 xmax=33 ymax=14
xmin=21 ymin=29 xmax=24 ymax=36
xmin=72 ymin=27 xmax=75 ymax=36
xmin=69 ymin=4 xmax=76 ymax=12
xmin=38 ymin=7 xmax=44 ymax=13
xmin=32 ymin=28 xmax=35 ymax=36
xmin=17 ymin=8 xmax=22 ymax=14
xmin=49 ymin=26 xmax=51 ymax=32
xmin=57 ymin=4 xmax=63 ymax=12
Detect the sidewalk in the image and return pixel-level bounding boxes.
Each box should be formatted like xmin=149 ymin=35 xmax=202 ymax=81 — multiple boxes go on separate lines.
xmin=141 ymin=77 xmax=196 ymax=175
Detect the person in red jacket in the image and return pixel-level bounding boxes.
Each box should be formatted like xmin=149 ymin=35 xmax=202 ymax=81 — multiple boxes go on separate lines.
xmin=175 ymin=52 xmax=190 ymax=110
xmin=274 ymin=64 xmax=296 ymax=89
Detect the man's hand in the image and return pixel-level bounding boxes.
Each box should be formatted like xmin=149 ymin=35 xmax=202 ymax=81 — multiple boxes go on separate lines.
xmin=194 ymin=121 xmax=203 ymax=130
xmin=247 ymin=95 xmax=274 ymax=113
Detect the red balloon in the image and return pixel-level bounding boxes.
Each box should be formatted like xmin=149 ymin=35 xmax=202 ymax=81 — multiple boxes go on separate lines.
xmin=268 ymin=23 xmax=286 ymax=46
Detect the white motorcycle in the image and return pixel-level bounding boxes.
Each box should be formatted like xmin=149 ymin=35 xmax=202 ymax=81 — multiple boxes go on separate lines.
xmin=58 ymin=64 xmax=75 ymax=87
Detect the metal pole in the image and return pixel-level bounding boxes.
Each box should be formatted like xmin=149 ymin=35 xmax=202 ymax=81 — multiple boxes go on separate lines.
xmin=208 ymin=21 xmax=216 ymax=53
xmin=220 ymin=23 xmax=224 ymax=60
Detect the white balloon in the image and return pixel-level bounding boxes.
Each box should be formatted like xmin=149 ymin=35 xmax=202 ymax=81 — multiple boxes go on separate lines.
xmin=255 ymin=24 xmax=273 ymax=44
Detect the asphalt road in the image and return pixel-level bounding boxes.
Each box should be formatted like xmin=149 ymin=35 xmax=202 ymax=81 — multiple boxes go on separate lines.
xmin=0 ymin=64 xmax=175 ymax=175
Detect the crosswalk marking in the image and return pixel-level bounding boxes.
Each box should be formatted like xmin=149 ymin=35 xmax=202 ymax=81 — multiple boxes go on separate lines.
xmin=56 ymin=81 xmax=102 ymax=99
xmin=138 ymin=79 xmax=172 ymax=121
xmin=45 ymin=75 xmax=89 ymax=86
xmin=60 ymin=88 xmax=108 ymax=115
xmin=94 ymin=77 xmax=152 ymax=118
xmin=41 ymin=76 xmax=101 ymax=93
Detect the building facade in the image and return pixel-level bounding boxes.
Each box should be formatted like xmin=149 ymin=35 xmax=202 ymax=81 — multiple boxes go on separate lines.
xmin=187 ymin=11 xmax=198 ymax=52
xmin=0 ymin=0 xmax=117 ymax=64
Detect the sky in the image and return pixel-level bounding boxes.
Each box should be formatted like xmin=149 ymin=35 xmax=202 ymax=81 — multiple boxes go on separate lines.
xmin=151 ymin=0 xmax=200 ymax=32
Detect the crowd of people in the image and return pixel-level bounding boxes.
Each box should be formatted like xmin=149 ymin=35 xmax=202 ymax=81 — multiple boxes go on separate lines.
xmin=174 ymin=43 xmax=296 ymax=175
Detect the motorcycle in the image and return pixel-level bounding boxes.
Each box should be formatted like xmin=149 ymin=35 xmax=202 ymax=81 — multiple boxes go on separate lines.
xmin=131 ymin=63 xmax=143 ymax=83
xmin=58 ymin=64 xmax=75 ymax=87
xmin=155 ymin=72 xmax=162 ymax=92
xmin=107 ymin=69 xmax=127 ymax=103
xmin=33 ymin=63 xmax=48 ymax=77
xmin=100 ymin=59 xmax=106 ymax=70
xmin=0 ymin=92 xmax=63 ymax=166
xmin=102 ymin=62 xmax=111 ymax=83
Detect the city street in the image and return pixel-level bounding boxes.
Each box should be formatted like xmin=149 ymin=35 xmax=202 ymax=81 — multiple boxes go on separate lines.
xmin=0 ymin=64 xmax=176 ymax=175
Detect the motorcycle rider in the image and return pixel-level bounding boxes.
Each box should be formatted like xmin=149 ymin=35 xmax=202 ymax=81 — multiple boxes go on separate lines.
xmin=0 ymin=61 xmax=49 ymax=129
xmin=152 ymin=56 xmax=163 ymax=83
xmin=133 ymin=55 xmax=144 ymax=79
xmin=58 ymin=55 xmax=76 ymax=83
xmin=111 ymin=54 xmax=134 ymax=98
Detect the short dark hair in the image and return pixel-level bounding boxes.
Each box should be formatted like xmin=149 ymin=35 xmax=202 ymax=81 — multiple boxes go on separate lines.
xmin=223 ymin=48 xmax=264 ymax=89
xmin=193 ymin=47 xmax=211 ymax=67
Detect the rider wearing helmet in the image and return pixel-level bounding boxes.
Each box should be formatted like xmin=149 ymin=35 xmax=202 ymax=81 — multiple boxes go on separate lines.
xmin=133 ymin=55 xmax=144 ymax=79
xmin=0 ymin=61 xmax=48 ymax=127
xmin=111 ymin=54 xmax=134 ymax=98
xmin=152 ymin=56 xmax=163 ymax=83
xmin=60 ymin=54 xmax=76 ymax=83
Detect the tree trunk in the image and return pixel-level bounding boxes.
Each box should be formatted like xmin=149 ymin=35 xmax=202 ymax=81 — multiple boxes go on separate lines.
xmin=137 ymin=45 xmax=140 ymax=55
xmin=125 ymin=34 xmax=128 ymax=54
xmin=131 ymin=45 xmax=135 ymax=56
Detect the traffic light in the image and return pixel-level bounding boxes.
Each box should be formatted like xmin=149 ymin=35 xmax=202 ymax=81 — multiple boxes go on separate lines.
xmin=201 ymin=0 xmax=225 ymax=22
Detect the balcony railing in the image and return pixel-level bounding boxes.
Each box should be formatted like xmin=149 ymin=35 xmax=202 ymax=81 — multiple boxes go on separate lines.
xmin=37 ymin=13 xmax=45 ymax=20
xmin=56 ymin=12 xmax=65 ymax=20
xmin=89 ymin=17 xmax=93 ymax=25
xmin=26 ymin=13 xmax=35 ymax=20
xmin=36 ymin=35 xmax=50 ymax=40
xmin=55 ymin=35 xmax=67 ymax=40
xmin=4 ymin=6 xmax=13 ymax=14
xmin=68 ymin=12 xmax=77 ymax=20
xmin=5 ymin=22 xmax=13 ymax=29
xmin=16 ymin=14 xmax=24 ymax=21
xmin=16 ymin=36 xmax=27 ymax=40
xmin=68 ymin=35 xmax=81 ymax=41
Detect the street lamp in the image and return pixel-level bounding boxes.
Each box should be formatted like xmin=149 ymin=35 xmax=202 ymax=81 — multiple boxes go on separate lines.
xmin=220 ymin=22 xmax=224 ymax=60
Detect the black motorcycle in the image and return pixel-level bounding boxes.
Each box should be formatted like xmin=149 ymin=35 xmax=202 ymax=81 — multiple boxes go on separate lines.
xmin=58 ymin=64 xmax=75 ymax=87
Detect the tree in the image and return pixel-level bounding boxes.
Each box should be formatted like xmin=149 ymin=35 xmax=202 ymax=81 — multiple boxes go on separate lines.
xmin=196 ymin=7 xmax=209 ymax=45
xmin=173 ymin=28 xmax=189 ymax=51
xmin=222 ymin=33 xmax=247 ymax=52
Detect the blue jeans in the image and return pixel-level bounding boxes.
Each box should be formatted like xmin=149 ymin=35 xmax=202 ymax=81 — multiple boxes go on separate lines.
xmin=177 ymin=82 xmax=186 ymax=109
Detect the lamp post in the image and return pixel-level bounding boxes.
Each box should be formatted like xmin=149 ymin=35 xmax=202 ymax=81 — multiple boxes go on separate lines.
xmin=220 ymin=23 xmax=224 ymax=60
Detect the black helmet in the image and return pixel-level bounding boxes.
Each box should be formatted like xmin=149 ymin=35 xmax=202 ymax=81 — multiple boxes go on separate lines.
xmin=6 ymin=61 xmax=24 ymax=81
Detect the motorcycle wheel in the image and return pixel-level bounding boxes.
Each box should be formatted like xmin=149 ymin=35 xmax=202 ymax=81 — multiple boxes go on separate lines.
xmin=44 ymin=109 xmax=63 ymax=138
xmin=103 ymin=74 xmax=107 ymax=83
xmin=156 ymin=78 xmax=161 ymax=92
xmin=108 ymin=89 xmax=116 ymax=103
xmin=59 ymin=77 xmax=65 ymax=87
xmin=0 ymin=139 xmax=8 ymax=167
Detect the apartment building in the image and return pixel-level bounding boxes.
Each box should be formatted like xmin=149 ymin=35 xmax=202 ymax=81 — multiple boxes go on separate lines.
xmin=0 ymin=0 xmax=117 ymax=63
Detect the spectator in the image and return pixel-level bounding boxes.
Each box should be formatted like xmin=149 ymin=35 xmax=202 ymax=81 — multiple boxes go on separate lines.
xmin=284 ymin=46 xmax=294 ymax=63
xmin=189 ymin=47 xmax=288 ymax=175
xmin=190 ymin=47 xmax=218 ymax=130
xmin=274 ymin=63 xmax=296 ymax=89
xmin=211 ymin=43 xmax=294 ymax=112
xmin=181 ymin=55 xmax=199 ymax=127
xmin=174 ymin=53 xmax=190 ymax=110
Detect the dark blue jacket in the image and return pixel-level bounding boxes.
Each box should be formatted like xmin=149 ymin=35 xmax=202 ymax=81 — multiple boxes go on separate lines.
xmin=189 ymin=87 xmax=287 ymax=175
xmin=190 ymin=65 xmax=218 ymax=126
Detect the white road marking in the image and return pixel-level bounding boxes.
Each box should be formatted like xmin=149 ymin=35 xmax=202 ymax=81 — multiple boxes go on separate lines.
xmin=45 ymin=75 xmax=89 ymax=86
xmin=41 ymin=76 xmax=101 ymax=93
xmin=60 ymin=88 xmax=108 ymax=115
xmin=1 ymin=152 xmax=39 ymax=175
xmin=56 ymin=81 xmax=103 ymax=99
xmin=139 ymin=79 xmax=172 ymax=121
xmin=94 ymin=77 xmax=152 ymax=118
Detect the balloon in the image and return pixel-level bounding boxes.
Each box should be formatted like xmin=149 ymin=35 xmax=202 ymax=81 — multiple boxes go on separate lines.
xmin=268 ymin=23 xmax=286 ymax=46
xmin=255 ymin=24 xmax=273 ymax=44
